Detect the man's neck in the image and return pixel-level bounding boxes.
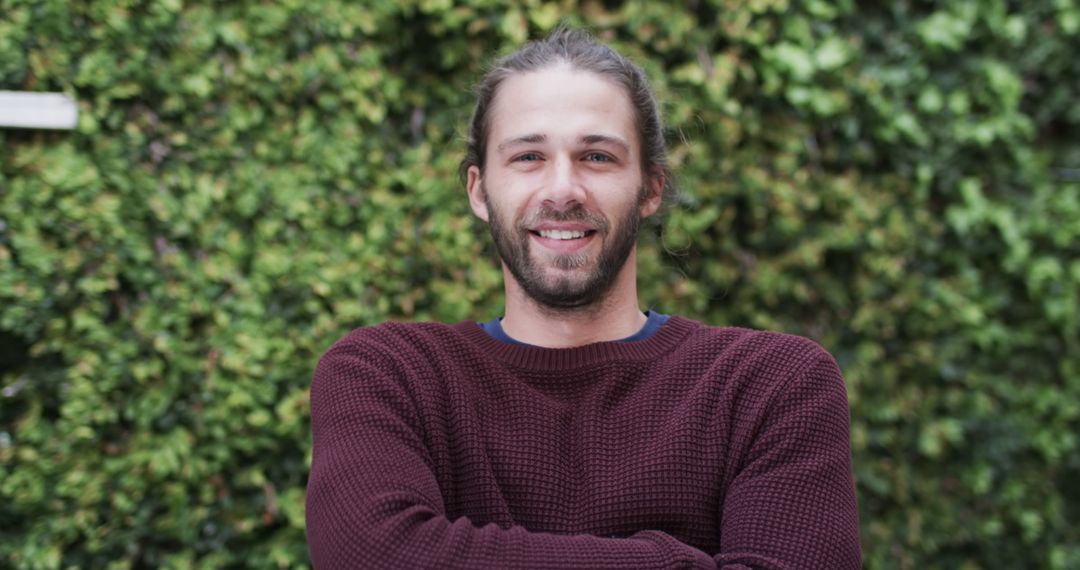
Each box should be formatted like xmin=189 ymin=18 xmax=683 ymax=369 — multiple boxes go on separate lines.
xmin=499 ymin=260 xmax=647 ymax=349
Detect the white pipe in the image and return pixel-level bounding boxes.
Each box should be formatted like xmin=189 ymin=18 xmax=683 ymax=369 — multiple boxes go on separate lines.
xmin=0 ymin=91 xmax=79 ymax=130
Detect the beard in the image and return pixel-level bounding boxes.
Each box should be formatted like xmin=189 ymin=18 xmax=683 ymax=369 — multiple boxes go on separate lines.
xmin=483 ymin=182 xmax=644 ymax=311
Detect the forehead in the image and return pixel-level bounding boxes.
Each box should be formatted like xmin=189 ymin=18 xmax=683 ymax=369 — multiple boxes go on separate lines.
xmin=487 ymin=66 xmax=638 ymax=154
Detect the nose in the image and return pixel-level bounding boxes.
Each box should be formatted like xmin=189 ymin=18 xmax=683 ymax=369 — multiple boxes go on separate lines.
xmin=540 ymin=154 xmax=587 ymax=211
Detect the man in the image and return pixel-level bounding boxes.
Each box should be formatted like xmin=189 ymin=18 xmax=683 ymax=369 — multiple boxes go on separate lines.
xmin=306 ymin=28 xmax=860 ymax=569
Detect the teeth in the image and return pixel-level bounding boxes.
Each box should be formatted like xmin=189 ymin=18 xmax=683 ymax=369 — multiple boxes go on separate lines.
xmin=538 ymin=229 xmax=587 ymax=240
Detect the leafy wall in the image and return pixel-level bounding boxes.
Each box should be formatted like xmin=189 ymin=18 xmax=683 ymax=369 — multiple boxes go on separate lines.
xmin=1 ymin=0 xmax=1078 ymax=568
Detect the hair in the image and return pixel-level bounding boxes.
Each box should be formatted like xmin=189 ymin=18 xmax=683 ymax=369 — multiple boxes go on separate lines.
xmin=459 ymin=26 xmax=676 ymax=218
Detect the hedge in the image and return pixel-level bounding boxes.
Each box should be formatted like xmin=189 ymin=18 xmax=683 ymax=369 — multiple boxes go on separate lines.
xmin=1 ymin=1 xmax=1078 ymax=568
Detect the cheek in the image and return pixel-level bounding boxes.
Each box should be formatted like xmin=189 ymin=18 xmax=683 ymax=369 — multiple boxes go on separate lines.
xmin=488 ymin=181 xmax=536 ymax=217
xmin=485 ymin=192 xmax=527 ymax=231
xmin=602 ymin=188 xmax=645 ymax=216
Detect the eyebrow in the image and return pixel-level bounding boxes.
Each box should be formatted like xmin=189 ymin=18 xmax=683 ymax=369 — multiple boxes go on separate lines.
xmin=581 ymin=134 xmax=630 ymax=154
xmin=495 ymin=133 xmax=631 ymax=154
xmin=497 ymin=133 xmax=546 ymax=152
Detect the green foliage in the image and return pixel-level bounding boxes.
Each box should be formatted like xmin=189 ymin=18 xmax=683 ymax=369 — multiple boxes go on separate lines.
xmin=2 ymin=0 xmax=1078 ymax=568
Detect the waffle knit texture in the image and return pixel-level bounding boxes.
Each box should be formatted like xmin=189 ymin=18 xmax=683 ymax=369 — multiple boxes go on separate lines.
xmin=306 ymin=316 xmax=861 ymax=569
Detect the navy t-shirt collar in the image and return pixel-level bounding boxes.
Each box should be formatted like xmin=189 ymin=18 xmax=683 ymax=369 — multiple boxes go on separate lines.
xmin=478 ymin=311 xmax=670 ymax=347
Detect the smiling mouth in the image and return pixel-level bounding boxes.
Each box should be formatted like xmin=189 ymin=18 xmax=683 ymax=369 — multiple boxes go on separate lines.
xmin=530 ymin=229 xmax=597 ymax=240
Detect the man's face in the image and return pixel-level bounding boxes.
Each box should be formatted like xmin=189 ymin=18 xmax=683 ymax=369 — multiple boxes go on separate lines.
xmin=466 ymin=65 xmax=662 ymax=310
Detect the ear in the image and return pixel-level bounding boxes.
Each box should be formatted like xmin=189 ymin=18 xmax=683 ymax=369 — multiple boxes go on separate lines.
xmin=639 ymin=171 xmax=664 ymax=219
xmin=466 ymin=165 xmax=490 ymax=222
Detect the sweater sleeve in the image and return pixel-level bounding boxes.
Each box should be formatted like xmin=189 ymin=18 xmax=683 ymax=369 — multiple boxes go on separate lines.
xmin=714 ymin=351 xmax=862 ymax=570
xmin=305 ymin=336 xmax=716 ymax=570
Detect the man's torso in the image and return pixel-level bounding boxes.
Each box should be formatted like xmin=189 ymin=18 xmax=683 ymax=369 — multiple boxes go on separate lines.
xmin=334 ymin=317 xmax=829 ymax=553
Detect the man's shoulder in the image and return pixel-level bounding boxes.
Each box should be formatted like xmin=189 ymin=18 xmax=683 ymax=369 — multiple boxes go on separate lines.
xmin=679 ymin=318 xmax=829 ymax=354
xmin=312 ymin=321 xmax=483 ymax=394
xmin=336 ymin=319 xmax=464 ymax=341
xmin=323 ymin=320 xmax=474 ymax=358
xmin=669 ymin=319 xmax=845 ymax=413
xmin=672 ymin=317 xmax=836 ymax=372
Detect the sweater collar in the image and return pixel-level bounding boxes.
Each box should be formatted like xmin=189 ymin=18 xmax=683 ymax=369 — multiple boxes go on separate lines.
xmin=452 ymin=316 xmax=699 ymax=370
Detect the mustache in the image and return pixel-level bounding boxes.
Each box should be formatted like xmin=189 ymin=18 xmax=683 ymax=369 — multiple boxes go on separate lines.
xmin=518 ymin=205 xmax=609 ymax=232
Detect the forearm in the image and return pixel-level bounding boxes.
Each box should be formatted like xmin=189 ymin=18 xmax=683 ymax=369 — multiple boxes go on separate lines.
xmin=306 ymin=474 xmax=715 ymax=569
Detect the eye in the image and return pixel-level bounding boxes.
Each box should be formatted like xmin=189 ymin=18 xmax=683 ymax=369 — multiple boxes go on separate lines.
xmin=584 ymin=152 xmax=613 ymax=163
xmin=513 ymin=152 xmax=542 ymax=162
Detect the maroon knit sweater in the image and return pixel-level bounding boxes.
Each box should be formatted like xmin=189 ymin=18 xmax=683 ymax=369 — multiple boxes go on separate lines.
xmin=306 ymin=317 xmax=860 ymax=569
